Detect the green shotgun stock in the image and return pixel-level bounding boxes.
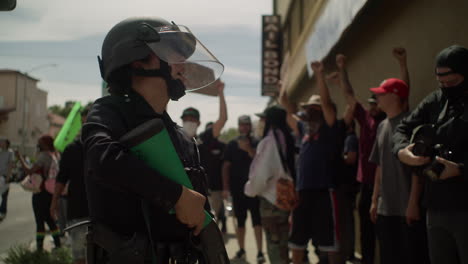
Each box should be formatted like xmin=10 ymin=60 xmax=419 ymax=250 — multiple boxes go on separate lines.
xmin=120 ymin=118 xmax=229 ymax=264
xmin=120 ymin=118 xmax=211 ymax=226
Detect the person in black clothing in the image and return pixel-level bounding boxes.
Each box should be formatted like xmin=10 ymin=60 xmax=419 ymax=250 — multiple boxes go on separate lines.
xmin=393 ymin=45 xmax=468 ymax=264
xmin=51 ymin=108 xmax=90 ymax=264
xmin=280 ymin=61 xmax=345 ymax=264
xmin=340 ymin=118 xmax=359 ymax=263
xmin=198 ymin=122 xmax=227 ymax=233
xmin=222 ymin=115 xmax=265 ymax=263
xmin=52 ymin=138 xmax=87 ymax=263
xmin=81 ymin=17 xmax=224 ymax=263
xmin=0 ymin=138 xmax=14 ymax=221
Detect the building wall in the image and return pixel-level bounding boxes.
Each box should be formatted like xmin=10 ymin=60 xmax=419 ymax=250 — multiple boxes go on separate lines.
xmin=0 ymin=71 xmax=49 ymax=156
xmin=0 ymin=72 xmax=17 ymax=110
xmin=282 ymin=0 xmax=468 ymax=117
xmin=275 ymin=0 xmax=292 ymax=19
xmin=274 ymin=0 xmax=327 ymax=101
xmin=0 ymin=71 xmax=21 ymax=147
xmin=29 ymin=87 xmax=49 ymax=149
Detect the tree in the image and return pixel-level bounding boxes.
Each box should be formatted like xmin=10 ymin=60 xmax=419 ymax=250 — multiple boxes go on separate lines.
xmin=48 ymin=100 xmax=75 ymax=118
xmin=48 ymin=100 xmax=93 ymax=118
xmin=218 ymin=127 xmax=239 ymax=143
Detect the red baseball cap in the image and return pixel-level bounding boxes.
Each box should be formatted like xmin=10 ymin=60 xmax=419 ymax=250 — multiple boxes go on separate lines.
xmin=369 ymin=78 xmax=409 ymax=99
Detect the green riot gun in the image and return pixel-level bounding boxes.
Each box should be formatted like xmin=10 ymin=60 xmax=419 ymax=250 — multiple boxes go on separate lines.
xmin=120 ymin=118 xmax=230 ymax=264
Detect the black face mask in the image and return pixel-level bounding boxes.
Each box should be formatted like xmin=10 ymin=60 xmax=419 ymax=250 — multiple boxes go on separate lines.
xmin=304 ymin=109 xmax=324 ymax=134
xmin=305 ymin=109 xmax=323 ymax=123
xmin=374 ymin=111 xmax=387 ymax=121
xmin=439 ymin=80 xmax=468 ymax=101
xmin=132 ymin=60 xmax=186 ymax=101
xmin=435 ymin=45 xmax=468 ymax=101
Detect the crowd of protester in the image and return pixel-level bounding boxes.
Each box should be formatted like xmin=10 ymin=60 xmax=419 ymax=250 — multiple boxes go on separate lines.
xmin=217 ymin=44 xmax=467 ymax=264
xmin=1 ymin=44 xmax=467 ymax=264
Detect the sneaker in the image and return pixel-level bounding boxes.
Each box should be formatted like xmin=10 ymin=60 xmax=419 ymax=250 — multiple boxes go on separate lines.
xmin=257 ymin=252 xmax=266 ymax=264
xmin=234 ymin=248 xmax=246 ymax=260
xmin=0 ymin=213 xmax=5 ymax=221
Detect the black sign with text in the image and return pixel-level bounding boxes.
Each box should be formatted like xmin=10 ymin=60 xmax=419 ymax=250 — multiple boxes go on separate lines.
xmin=261 ymin=15 xmax=282 ymax=96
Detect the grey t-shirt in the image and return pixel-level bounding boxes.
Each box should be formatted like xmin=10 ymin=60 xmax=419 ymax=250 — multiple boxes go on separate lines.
xmin=0 ymin=150 xmax=14 ymax=177
xmin=369 ymin=112 xmax=412 ymax=216
xmin=35 ymin=152 xmax=53 ymax=178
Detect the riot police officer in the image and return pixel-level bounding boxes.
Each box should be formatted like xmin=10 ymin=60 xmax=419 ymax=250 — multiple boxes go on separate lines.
xmin=81 ymin=17 xmax=224 ymax=263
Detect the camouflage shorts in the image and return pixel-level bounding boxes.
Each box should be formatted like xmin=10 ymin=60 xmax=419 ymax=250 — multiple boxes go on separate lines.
xmin=259 ymin=198 xmax=290 ymax=264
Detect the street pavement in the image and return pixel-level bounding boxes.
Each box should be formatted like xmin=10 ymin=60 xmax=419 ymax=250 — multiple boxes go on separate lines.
xmin=0 ymin=184 xmax=323 ymax=263
xmin=222 ymin=211 xmax=319 ymax=264
xmin=0 ymin=184 xmax=37 ymax=263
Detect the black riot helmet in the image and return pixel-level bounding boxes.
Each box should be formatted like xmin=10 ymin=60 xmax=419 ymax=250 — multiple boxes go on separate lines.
xmin=98 ymin=17 xmax=224 ymax=100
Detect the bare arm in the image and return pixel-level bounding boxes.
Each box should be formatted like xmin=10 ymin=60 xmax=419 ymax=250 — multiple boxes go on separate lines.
xmin=372 ymin=166 xmax=381 ymax=204
xmin=343 ymin=103 xmax=355 ymax=127
xmin=15 ymin=151 xmax=41 ymax=175
xmin=311 ymin=61 xmax=336 ymax=127
xmin=393 ymin=47 xmax=410 ymax=88
xmin=370 ymin=166 xmax=381 ymax=223
xmin=336 ymin=54 xmax=357 ymax=107
xmin=398 ymin=144 xmax=431 ymax=166
xmin=50 ymin=182 xmax=67 ymax=219
xmin=212 ymin=81 xmax=227 ymax=138
xmin=344 ymin=151 xmax=357 ymax=165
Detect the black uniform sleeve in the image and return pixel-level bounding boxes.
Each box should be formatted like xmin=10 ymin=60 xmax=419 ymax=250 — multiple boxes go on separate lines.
xmin=392 ymin=91 xmax=441 ymax=156
xmin=82 ymin=99 xmax=182 ymax=211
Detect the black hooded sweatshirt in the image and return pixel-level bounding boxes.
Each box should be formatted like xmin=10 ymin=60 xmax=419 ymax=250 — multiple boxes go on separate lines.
xmin=393 ymin=45 xmax=468 ymax=212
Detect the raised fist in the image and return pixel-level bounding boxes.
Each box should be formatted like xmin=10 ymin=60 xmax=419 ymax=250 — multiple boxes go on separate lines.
xmin=392 ymin=47 xmax=407 ymax=61
xmin=336 ymin=54 xmax=346 ymax=69
xmin=311 ymin=61 xmax=324 ymax=73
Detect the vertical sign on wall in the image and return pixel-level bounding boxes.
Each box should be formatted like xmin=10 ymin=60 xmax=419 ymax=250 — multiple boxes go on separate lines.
xmin=261 ymin=15 xmax=282 ymax=96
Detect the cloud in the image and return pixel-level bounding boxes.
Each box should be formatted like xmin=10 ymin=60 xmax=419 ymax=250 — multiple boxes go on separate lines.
xmin=40 ymin=80 xmax=101 ymax=106
xmin=2 ymin=0 xmax=272 ymax=41
xmin=224 ymin=66 xmax=261 ymax=81
xmin=2 ymin=0 xmax=273 ymax=130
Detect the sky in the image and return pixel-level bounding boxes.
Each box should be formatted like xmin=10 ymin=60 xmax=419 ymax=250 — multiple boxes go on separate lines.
xmin=0 ymin=0 xmax=272 ymax=130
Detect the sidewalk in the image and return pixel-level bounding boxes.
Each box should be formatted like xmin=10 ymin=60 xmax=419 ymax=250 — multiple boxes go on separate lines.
xmin=1 ymin=215 xmax=326 ymax=264
xmin=222 ymin=213 xmax=320 ymax=264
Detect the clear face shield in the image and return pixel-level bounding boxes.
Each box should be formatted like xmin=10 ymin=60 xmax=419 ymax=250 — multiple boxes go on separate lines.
xmin=145 ymin=24 xmax=224 ymax=92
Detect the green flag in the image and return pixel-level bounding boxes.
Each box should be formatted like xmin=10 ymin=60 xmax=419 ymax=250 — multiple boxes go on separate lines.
xmin=54 ymin=102 xmax=82 ymax=152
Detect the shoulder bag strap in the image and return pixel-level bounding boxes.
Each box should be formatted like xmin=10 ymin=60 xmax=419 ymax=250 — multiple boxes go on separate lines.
xmin=272 ymin=129 xmax=289 ymax=174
